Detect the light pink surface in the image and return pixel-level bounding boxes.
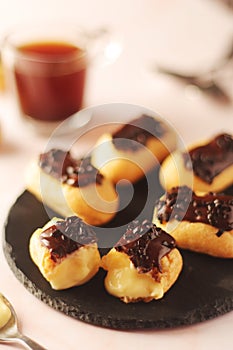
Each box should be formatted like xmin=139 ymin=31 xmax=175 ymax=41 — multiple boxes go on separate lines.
xmin=0 ymin=0 xmax=233 ymax=349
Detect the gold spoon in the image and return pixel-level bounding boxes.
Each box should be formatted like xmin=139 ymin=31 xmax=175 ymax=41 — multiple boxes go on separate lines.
xmin=0 ymin=293 xmax=47 ymax=349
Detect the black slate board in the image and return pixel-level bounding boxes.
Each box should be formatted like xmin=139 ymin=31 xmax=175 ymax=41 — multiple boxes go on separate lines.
xmin=3 ymin=171 xmax=233 ymax=330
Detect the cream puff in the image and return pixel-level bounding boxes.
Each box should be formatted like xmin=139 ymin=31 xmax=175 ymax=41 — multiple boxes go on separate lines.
xmin=159 ymin=133 xmax=233 ymax=193
xmin=26 ymin=149 xmax=119 ymax=226
xmin=102 ymin=219 xmax=183 ymax=303
xmin=29 ymin=216 xmax=101 ymax=290
xmin=91 ymin=114 xmax=177 ymax=184
xmin=153 ymin=186 xmax=233 ymax=258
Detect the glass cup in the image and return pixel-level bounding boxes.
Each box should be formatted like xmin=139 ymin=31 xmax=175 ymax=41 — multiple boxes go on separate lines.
xmin=1 ymin=24 xmax=113 ymax=135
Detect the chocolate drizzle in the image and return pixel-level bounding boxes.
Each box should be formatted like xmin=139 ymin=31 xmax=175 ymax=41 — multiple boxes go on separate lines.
xmin=39 ymin=149 xmax=103 ymax=187
xmin=115 ymin=220 xmax=176 ymax=273
xmin=40 ymin=216 xmax=97 ymax=262
xmin=156 ymin=186 xmax=233 ymax=235
xmin=183 ymin=133 xmax=233 ymax=184
xmin=112 ymin=114 xmax=165 ymax=151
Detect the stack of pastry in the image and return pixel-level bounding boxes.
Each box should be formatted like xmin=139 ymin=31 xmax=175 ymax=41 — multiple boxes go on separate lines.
xmin=153 ymin=133 xmax=233 ymax=258
xmin=27 ymin=113 xmax=184 ymax=299
xmin=27 ymin=114 xmax=233 ymax=301
xmin=29 ymin=216 xmax=183 ymax=302
xmin=26 ymin=114 xmax=177 ymax=224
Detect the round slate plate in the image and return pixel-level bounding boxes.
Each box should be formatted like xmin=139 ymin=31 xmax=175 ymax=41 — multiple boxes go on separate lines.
xmin=3 ymin=173 xmax=233 ymax=330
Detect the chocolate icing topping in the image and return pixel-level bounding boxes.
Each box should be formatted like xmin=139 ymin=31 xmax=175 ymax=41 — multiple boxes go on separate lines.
xmin=156 ymin=186 xmax=233 ymax=235
xmin=40 ymin=216 xmax=97 ymax=262
xmin=112 ymin=114 xmax=165 ymax=151
xmin=183 ymin=133 xmax=233 ymax=184
xmin=39 ymin=149 xmax=103 ymax=187
xmin=115 ymin=220 xmax=176 ymax=273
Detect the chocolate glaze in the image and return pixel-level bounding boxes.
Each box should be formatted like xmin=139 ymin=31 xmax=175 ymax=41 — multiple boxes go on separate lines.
xmin=112 ymin=114 xmax=165 ymax=151
xmin=40 ymin=216 xmax=97 ymax=262
xmin=183 ymin=133 xmax=233 ymax=184
xmin=39 ymin=149 xmax=103 ymax=187
xmin=116 ymin=220 xmax=176 ymax=273
xmin=156 ymin=186 xmax=233 ymax=235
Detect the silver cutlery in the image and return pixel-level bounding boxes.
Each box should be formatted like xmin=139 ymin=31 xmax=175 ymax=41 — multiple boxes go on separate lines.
xmin=155 ymin=39 xmax=233 ymax=104
xmin=0 ymin=293 xmax=47 ymax=350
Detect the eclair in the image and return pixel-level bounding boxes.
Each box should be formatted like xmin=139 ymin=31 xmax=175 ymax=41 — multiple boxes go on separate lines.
xmin=159 ymin=133 xmax=233 ymax=193
xmin=153 ymin=186 xmax=233 ymax=258
xmin=29 ymin=216 xmax=101 ymax=290
xmin=91 ymin=114 xmax=177 ymax=184
xmin=26 ymin=149 xmax=119 ymax=226
xmin=101 ymin=220 xmax=183 ymax=303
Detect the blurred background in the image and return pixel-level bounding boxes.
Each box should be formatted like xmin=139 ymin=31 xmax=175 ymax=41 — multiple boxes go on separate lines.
xmin=0 ymin=0 xmax=233 ymax=143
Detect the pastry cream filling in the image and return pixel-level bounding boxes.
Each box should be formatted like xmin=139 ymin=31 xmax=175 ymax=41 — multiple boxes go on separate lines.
xmin=29 ymin=218 xmax=101 ymax=290
xmin=46 ymin=245 xmax=100 ymax=290
xmin=103 ymin=249 xmax=164 ymax=301
xmin=0 ymin=296 xmax=11 ymax=328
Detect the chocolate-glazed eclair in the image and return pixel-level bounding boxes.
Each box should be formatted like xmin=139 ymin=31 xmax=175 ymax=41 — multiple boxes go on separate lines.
xmin=91 ymin=114 xmax=177 ymax=184
xmin=26 ymin=149 xmax=119 ymax=226
xmin=159 ymin=133 xmax=233 ymax=193
xmin=101 ymin=220 xmax=183 ymax=303
xmin=153 ymin=186 xmax=233 ymax=258
xmin=29 ymin=216 xmax=101 ymax=290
